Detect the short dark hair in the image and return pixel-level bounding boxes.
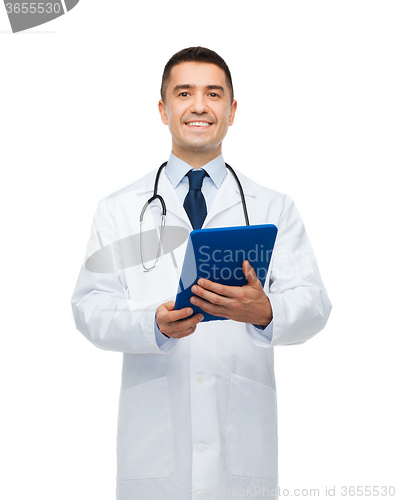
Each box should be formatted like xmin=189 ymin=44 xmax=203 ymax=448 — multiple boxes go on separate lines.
xmin=161 ymin=46 xmax=234 ymax=103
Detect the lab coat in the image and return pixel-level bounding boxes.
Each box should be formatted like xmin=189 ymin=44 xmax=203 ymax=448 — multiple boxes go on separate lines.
xmin=71 ymin=166 xmax=332 ymax=499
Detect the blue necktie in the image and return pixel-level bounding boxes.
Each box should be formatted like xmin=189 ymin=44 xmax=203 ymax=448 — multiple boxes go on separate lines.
xmin=184 ymin=169 xmax=209 ymax=229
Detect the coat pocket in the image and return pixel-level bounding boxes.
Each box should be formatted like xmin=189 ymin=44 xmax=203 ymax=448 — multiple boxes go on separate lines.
xmin=117 ymin=376 xmax=174 ymax=480
xmin=226 ymin=373 xmax=278 ymax=479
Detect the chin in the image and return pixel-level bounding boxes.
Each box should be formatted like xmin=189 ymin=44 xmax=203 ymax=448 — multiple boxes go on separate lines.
xmin=183 ymin=140 xmax=215 ymax=150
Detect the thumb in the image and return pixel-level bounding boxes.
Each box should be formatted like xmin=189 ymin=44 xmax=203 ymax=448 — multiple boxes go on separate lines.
xmin=243 ymin=260 xmax=260 ymax=286
xmin=163 ymin=300 xmax=176 ymax=311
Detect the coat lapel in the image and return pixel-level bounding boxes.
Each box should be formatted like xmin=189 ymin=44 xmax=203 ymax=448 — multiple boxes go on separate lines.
xmin=203 ymin=168 xmax=256 ymax=228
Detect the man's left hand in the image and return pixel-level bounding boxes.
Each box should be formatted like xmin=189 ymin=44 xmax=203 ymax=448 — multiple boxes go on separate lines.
xmin=190 ymin=260 xmax=273 ymax=327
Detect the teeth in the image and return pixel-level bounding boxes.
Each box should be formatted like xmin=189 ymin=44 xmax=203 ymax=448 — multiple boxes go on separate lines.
xmin=187 ymin=122 xmax=211 ymax=127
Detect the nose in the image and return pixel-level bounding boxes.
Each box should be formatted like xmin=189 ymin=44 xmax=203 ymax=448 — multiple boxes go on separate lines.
xmin=189 ymin=93 xmax=208 ymax=114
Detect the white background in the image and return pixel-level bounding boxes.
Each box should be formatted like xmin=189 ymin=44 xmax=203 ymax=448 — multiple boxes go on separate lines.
xmin=1 ymin=1 xmax=396 ymax=499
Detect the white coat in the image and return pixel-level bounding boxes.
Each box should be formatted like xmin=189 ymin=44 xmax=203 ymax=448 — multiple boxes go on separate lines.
xmin=71 ymin=166 xmax=332 ymax=500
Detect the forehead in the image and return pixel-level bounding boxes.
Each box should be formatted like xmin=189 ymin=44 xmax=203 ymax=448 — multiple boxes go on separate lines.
xmin=167 ymin=62 xmax=228 ymax=92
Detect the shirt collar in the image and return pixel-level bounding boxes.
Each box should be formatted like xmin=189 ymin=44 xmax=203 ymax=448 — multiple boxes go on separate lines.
xmin=165 ymin=152 xmax=227 ymax=189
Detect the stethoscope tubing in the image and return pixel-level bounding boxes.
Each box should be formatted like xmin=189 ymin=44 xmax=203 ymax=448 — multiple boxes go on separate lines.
xmin=140 ymin=161 xmax=249 ymax=271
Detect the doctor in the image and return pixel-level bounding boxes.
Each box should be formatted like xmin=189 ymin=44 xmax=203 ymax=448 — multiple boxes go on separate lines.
xmin=72 ymin=47 xmax=332 ymax=500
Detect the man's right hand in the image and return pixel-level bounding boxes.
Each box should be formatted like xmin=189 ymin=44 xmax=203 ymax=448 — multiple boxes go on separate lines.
xmin=156 ymin=301 xmax=204 ymax=339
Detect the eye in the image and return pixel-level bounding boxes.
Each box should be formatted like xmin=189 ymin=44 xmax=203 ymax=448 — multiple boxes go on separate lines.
xmin=209 ymin=92 xmax=220 ymax=98
xmin=178 ymin=92 xmax=190 ymax=97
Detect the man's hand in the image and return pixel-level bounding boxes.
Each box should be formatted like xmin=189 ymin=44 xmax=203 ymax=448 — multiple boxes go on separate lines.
xmin=156 ymin=301 xmax=204 ymax=339
xmin=190 ymin=260 xmax=273 ymax=327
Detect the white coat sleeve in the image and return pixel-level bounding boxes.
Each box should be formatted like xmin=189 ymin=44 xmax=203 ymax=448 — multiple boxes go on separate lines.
xmin=246 ymin=195 xmax=332 ymax=348
xmin=71 ymin=201 xmax=178 ymax=355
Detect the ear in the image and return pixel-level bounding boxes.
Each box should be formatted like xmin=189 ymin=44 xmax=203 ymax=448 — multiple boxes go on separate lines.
xmin=229 ymin=100 xmax=237 ymax=126
xmin=158 ymin=100 xmax=168 ymax=125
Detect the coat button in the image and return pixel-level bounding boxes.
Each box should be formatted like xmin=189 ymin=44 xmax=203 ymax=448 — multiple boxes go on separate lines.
xmin=196 ymin=443 xmax=205 ymax=452
xmin=149 ymin=342 xmax=156 ymax=350
xmin=196 ymin=374 xmax=205 ymax=383
xmin=272 ymin=335 xmax=280 ymax=345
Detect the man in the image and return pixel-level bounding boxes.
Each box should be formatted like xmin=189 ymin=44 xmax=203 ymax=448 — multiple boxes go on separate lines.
xmin=72 ymin=47 xmax=332 ymax=499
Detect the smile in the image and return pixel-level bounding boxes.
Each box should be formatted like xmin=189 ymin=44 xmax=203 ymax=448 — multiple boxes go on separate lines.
xmin=186 ymin=121 xmax=212 ymax=127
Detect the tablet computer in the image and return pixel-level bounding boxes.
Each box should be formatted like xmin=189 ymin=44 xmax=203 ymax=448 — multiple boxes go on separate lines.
xmin=174 ymin=224 xmax=278 ymax=322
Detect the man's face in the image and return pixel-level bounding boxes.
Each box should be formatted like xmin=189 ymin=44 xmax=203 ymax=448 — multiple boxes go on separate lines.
xmin=159 ymin=62 xmax=237 ymax=162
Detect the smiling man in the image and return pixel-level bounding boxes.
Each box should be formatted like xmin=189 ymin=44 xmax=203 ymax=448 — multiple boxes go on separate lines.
xmin=158 ymin=61 xmax=237 ymax=168
xmin=72 ymin=47 xmax=332 ymax=500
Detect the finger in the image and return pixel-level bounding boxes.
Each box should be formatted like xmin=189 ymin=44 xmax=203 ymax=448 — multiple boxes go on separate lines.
xmin=191 ymin=283 xmax=230 ymax=307
xmin=193 ymin=278 xmax=237 ymax=299
xmin=159 ymin=302 xmax=194 ymax=323
xmin=174 ymin=324 xmax=198 ymax=338
xmin=190 ymin=296 xmax=226 ymax=316
xmin=165 ymin=313 xmax=204 ymax=337
xmin=180 ymin=313 xmax=204 ymax=329
xmin=168 ymin=306 xmax=195 ymax=322
xmin=242 ymin=260 xmax=261 ymax=285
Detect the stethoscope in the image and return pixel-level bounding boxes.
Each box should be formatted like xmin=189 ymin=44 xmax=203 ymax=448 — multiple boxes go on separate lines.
xmin=140 ymin=162 xmax=250 ymax=271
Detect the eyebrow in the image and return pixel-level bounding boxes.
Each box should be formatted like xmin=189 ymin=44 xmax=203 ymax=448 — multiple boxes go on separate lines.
xmin=172 ymin=84 xmax=225 ymax=94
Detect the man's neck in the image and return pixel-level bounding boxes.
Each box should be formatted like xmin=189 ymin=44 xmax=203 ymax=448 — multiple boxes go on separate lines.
xmin=171 ymin=146 xmax=222 ymax=169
